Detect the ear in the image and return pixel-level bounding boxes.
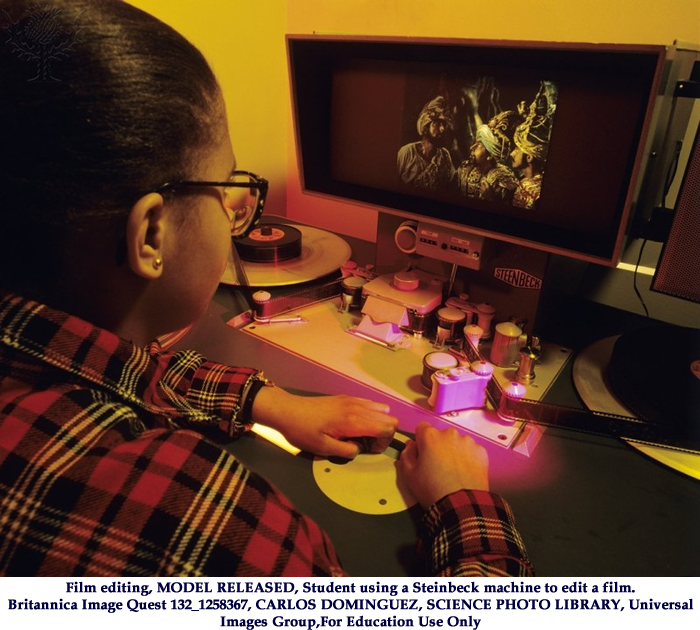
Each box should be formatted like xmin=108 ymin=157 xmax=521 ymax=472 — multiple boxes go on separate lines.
xmin=125 ymin=193 xmax=167 ymax=279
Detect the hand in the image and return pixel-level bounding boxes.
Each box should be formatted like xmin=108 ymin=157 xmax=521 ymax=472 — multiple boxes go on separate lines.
xmin=464 ymin=86 xmax=479 ymax=110
xmin=251 ymin=387 xmax=398 ymax=459
xmin=479 ymin=179 xmax=494 ymax=200
xmin=396 ymin=422 xmax=490 ymax=509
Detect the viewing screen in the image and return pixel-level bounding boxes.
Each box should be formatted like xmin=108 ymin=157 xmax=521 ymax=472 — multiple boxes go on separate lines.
xmin=289 ymin=37 xmax=666 ymax=264
xmin=331 ymin=63 xmax=559 ymax=213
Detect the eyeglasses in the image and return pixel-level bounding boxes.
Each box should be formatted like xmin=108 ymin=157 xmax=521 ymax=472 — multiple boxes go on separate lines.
xmin=155 ymin=170 xmax=268 ymax=238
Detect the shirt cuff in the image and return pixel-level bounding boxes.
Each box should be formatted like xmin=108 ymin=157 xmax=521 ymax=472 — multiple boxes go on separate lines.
xmin=421 ymin=489 xmax=533 ymax=576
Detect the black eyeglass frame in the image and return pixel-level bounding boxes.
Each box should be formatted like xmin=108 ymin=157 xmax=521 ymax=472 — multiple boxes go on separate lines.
xmin=154 ymin=170 xmax=268 ymax=238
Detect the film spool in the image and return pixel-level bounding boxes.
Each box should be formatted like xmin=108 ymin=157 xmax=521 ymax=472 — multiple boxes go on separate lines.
xmin=222 ymin=223 xmax=352 ymax=287
xmin=421 ymin=351 xmax=459 ymax=390
xmin=436 ymin=306 xmax=467 ymax=344
xmin=235 ymin=224 xmax=303 ymax=263
xmin=339 ymin=276 xmax=367 ymax=312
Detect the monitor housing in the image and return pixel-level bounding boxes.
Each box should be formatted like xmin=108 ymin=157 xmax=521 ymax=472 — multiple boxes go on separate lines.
xmin=288 ymin=35 xmax=669 ymax=267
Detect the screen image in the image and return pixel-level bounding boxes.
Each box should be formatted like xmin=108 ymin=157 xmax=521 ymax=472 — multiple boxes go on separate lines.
xmin=331 ymin=64 xmax=558 ymax=211
xmin=289 ymin=36 xmax=666 ymax=265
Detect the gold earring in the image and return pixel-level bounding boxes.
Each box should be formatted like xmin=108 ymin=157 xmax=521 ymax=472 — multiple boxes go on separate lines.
xmin=153 ymin=257 xmax=163 ymax=270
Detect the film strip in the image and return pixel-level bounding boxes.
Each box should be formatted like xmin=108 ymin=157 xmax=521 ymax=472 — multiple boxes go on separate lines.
xmin=462 ymin=341 xmax=700 ymax=455
xmin=251 ymin=278 xmax=344 ymax=320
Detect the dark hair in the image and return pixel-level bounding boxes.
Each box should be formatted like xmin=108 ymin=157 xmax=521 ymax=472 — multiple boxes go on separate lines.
xmin=0 ymin=0 xmax=222 ymax=293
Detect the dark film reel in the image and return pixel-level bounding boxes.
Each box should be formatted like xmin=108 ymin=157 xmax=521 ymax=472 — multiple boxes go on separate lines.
xmin=235 ymin=224 xmax=303 ymax=263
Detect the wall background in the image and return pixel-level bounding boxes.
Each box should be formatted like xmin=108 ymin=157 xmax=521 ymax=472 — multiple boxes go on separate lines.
xmin=130 ymin=0 xmax=700 ymax=241
xmin=131 ymin=0 xmax=289 ymax=216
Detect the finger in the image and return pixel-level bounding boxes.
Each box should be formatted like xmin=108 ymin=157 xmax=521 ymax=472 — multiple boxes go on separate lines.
xmin=344 ymin=436 xmax=374 ymax=454
xmin=345 ymin=398 xmax=398 ymax=429
xmin=367 ymin=430 xmax=396 ymax=454
xmin=352 ymin=408 xmax=399 ymax=431
xmin=413 ymin=421 xmax=433 ymax=444
xmin=325 ymin=438 xmax=361 ymax=460
xmin=397 ymin=438 xmax=418 ymax=468
xmin=342 ymin=431 xmax=396 ymax=455
xmin=353 ymin=399 xmax=392 ymax=414
xmin=340 ymin=415 xmax=398 ymax=449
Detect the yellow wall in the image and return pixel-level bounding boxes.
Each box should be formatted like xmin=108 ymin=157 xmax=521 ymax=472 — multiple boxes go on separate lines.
xmin=285 ymin=0 xmax=700 ymax=240
xmin=129 ymin=0 xmax=289 ymax=216
xmin=130 ymin=1 xmax=700 ymax=241
xmin=286 ymin=0 xmax=699 ymax=44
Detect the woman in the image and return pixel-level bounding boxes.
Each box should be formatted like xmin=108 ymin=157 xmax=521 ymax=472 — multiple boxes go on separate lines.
xmin=0 ymin=0 xmax=532 ymax=577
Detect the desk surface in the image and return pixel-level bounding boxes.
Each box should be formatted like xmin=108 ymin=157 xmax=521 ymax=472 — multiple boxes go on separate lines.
xmin=176 ymin=288 xmax=700 ymax=577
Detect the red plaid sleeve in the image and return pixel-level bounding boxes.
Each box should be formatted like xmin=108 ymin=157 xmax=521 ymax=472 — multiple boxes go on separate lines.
xmin=420 ymin=489 xmax=535 ymax=576
xmin=144 ymin=342 xmax=261 ymax=437
xmin=0 ymin=393 xmax=346 ymax=576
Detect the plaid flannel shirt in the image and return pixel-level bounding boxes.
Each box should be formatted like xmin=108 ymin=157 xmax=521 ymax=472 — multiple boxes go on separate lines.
xmin=0 ymin=292 xmax=533 ymax=576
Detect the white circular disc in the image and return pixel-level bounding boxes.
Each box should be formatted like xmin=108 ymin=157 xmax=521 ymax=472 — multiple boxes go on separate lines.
xmin=573 ymin=336 xmax=700 ymax=480
xmin=221 ymin=224 xmax=352 ymax=287
xmin=312 ymin=433 xmax=417 ymax=515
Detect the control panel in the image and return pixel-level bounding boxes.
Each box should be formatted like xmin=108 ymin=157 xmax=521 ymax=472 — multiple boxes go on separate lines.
xmin=415 ymin=221 xmax=485 ymax=270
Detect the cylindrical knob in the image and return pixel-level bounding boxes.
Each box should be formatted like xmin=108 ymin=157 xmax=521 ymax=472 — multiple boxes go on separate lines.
xmin=476 ymin=303 xmax=496 ymax=339
xmin=464 ymin=324 xmax=484 ymax=351
xmin=252 ymin=290 xmax=272 ymax=318
xmin=252 ymin=290 xmax=271 ymax=304
xmin=393 ymin=271 xmax=419 ymax=292
xmin=498 ymin=381 xmax=527 ymax=422
xmin=341 ymin=260 xmax=358 ymax=277
xmin=516 ymin=346 xmax=540 ymax=383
